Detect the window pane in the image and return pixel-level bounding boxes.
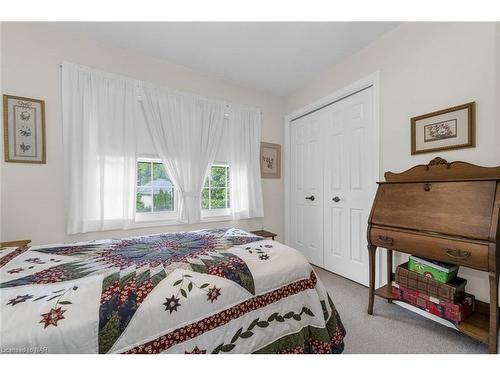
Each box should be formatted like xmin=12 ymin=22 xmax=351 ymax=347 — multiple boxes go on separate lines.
xmin=137 ymin=162 xmax=151 ymax=186
xmin=153 ymin=162 xmax=171 ymax=183
xmin=210 ymin=166 xmax=227 ymax=187
xmin=153 ymin=188 xmax=173 ymax=211
xmin=210 ymin=188 xmax=227 ymax=209
xmin=136 ymin=192 xmax=152 ymax=212
xmin=227 ymin=187 xmax=230 ymax=208
xmin=201 ymin=188 xmax=209 ymax=209
xmin=203 ymin=174 xmax=210 ymax=187
xmin=150 ymin=164 xmax=174 ymax=212
xmin=137 ymin=159 xmax=176 ymax=214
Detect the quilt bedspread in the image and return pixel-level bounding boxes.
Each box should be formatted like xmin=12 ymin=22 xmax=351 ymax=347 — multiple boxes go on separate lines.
xmin=0 ymin=228 xmax=345 ymax=354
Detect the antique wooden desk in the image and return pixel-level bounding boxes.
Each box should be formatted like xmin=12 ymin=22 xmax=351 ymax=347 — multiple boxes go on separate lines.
xmin=367 ymin=158 xmax=500 ymax=353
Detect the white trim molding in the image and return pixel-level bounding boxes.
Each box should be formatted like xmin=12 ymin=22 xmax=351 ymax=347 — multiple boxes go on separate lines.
xmin=283 ymin=72 xmax=383 ymax=287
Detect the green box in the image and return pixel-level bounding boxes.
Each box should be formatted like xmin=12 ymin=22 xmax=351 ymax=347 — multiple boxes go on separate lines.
xmin=408 ymin=256 xmax=459 ymax=284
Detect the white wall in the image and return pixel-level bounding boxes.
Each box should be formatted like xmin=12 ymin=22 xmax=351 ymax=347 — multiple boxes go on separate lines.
xmin=0 ymin=22 xmax=3 ymax=243
xmin=285 ymin=22 xmax=500 ymax=303
xmin=0 ymin=22 xmax=284 ymax=245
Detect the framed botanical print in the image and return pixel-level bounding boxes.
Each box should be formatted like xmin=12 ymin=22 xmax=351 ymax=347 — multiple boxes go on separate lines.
xmin=260 ymin=142 xmax=281 ymax=178
xmin=3 ymin=95 xmax=46 ymax=163
xmin=411 ymin=102 xmax=475 ymax=155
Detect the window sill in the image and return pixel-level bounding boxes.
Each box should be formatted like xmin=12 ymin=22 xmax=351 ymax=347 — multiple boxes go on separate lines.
xmin=131 ymin=213 xmax=235 ymax=229
xmin=200 ymin=214 xmax=233 ymax=223
xmin=132 ymin=218 xmax=184 ymax=229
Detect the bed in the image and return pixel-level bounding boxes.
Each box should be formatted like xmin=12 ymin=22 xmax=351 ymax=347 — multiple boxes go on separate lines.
xmin=0 ymin=228 xmax=345 ymax=354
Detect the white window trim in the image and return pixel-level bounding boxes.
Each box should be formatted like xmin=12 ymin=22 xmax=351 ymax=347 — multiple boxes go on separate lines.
xmin=135 ymin=156 xmax=179 ymax=223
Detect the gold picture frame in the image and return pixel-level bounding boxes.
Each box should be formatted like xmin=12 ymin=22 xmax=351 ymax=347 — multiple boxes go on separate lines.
xmin=260 ymin=142 xmax=281 ymax=179
xmin=3 ymin=94 xmax=46 ymax=164
xmin=411 ymin=102 xmax=475 ymax=155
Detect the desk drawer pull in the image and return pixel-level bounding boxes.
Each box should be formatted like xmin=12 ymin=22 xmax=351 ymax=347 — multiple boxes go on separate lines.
xmin=445 ymin=248 xmax=471 ymax=259
xmin=378 ymin=235 xmax=394 ymax=245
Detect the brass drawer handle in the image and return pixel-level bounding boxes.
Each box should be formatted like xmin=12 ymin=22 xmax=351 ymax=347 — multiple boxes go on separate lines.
xmin=445 ymin=248 xmax=471 ymax=259
xmin=378 ymin=235 xmax=394 ymax=245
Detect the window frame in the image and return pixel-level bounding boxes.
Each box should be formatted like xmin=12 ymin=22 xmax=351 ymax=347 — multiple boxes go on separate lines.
xmin=201 ymin=163 xmax=231 ymax=218
xmin=135 ymin=156 xmax=179 ymax=223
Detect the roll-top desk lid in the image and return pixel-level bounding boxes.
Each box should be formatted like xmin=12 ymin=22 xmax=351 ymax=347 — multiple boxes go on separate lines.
xmin=370 ymin=158 xmax=500 ymax=242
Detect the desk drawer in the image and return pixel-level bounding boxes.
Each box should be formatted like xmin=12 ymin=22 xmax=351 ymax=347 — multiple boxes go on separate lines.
xmin=370 ymin=227 xmax=489 ymax=271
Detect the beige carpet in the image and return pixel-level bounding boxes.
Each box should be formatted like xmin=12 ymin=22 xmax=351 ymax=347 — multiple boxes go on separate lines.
xmin=313 ymin=266 xmax=496 ymax=354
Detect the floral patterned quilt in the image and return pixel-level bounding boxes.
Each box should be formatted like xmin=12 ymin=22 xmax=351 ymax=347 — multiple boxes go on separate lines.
xmin=0 ymin=228 xmax=345 ymax=354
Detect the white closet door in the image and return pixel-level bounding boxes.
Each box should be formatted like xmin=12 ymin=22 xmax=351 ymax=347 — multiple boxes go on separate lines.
xmin=289 ymin=112 xmax=324 ymax=266
xmin=322 ymin=87 xmax=375 ymax=286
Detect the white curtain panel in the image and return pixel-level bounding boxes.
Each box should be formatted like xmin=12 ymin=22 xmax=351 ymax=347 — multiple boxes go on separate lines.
xmin=227 ymin=106 xmax=264 ymax=220
xmin=62 ymin=63 xmax=138 ymax=234
xmin=140 ymin=86 xmax=225 ymax=224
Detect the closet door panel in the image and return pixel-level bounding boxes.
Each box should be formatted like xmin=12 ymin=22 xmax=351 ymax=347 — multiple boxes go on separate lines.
xmin=290 ymin=114 xmax=324 ymax=266
xmin=323 ymin=87 xmax=375 ymax=286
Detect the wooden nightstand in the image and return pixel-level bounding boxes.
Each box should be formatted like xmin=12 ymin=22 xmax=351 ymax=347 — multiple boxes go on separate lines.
xmin=0 ymin=240 xmax=31 ymax=248
xmin=251 ymin=230 xmax=277 ymax=240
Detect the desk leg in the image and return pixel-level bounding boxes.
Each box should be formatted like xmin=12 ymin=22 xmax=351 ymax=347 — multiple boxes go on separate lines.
xmin=387 ymin=249 xmax=393 ymax=303
xmin=489 ymin=271 xmax=499 ymax=354
xmin=368 ymin=245 xmax=377 ymax=315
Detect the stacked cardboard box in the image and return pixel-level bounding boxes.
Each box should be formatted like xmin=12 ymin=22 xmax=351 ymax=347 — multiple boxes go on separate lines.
xmin=408 ymin=256 xmax=459 ymax=283
xmin=396 ymin=261 xmax=466 ymax=302
xmin=391 ymin=257 xmax=475 ymax=325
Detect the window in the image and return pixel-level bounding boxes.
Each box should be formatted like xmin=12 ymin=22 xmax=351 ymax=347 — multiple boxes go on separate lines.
xmin=202 ymin=164 xmax=230 ymax=211
xmin=136 ymin=158 xmax=175 ymax=216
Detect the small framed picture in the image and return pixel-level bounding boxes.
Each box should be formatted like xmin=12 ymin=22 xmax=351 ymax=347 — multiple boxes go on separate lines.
xmin=411 ymin=102 xmax=475 ymax=155
xmin=3 ymin=95 xmax=46 ymax=163
xmin=260 ymin=142 xmax=281 ymax=178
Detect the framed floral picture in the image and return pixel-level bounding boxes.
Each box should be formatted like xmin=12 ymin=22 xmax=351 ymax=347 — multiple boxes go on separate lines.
xmin=260 ymin=142 xmax=281 ymax=178
xmin=411 ymin=102 xmax=475 ymax=155
xmin=3 ymin=94 xmax=46 ymax=163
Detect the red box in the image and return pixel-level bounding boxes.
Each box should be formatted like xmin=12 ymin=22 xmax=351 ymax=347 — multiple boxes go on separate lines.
xmin=391 ymin=284 xmax=474 ymax=325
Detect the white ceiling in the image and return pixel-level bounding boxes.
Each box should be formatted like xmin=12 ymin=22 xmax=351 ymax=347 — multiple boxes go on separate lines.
xmin=56 ymin=22 xmax=399 ymax=96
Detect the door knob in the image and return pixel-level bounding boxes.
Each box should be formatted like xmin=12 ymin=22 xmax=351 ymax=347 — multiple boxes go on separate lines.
xmin=305 ymin=195 xmax=315 ymax=201
xmin=332 ymin=196 xmax=341 ymax=202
